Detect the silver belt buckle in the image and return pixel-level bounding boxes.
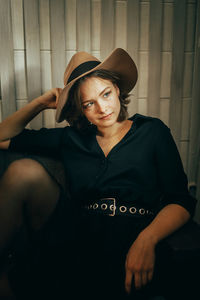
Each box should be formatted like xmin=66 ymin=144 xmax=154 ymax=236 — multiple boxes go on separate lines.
xmin=108 ymin=198 xmax=116 ymax=216
xmin=100 ymin=198 xmax=116 ymax=216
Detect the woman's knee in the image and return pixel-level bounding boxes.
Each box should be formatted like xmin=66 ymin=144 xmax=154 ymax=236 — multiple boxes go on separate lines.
xmin=1 ymin=158 xmax=60 ymax=202
xmin=1 ymin=158 xmax=61 ymax=229
xmin=2 ymin=159 xmax=53 ymax=190
xmin=3 ymin=159 xmax=46 ymax=185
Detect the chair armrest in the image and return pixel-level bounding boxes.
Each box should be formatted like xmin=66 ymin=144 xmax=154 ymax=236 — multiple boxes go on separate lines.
xmin=161 ymin=220 xmax=200 ymax=260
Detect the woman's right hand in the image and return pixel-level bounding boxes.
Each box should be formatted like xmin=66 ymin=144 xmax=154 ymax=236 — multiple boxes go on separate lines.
xmin=0 ymin=87 xmax=63 ymax=147
xmin=37 ymin=88 xmax=63 ymax=110
xmin=125 ymin=232 xmax=156 ymax=293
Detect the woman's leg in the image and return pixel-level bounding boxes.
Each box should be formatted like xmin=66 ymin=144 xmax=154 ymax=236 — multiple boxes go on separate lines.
xmin=0 ymin=158 xmax=61 ymax=297
xmin=0 ymin=158 xmax=60 ymax=251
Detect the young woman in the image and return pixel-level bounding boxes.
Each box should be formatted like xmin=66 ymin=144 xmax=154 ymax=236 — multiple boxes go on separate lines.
xmin=0 ymin=48 xmax=197 ymax=299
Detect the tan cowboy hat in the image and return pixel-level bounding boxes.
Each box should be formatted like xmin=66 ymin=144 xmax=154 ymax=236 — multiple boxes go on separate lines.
xmin=56 ymin=48 xmax=138 ymax=122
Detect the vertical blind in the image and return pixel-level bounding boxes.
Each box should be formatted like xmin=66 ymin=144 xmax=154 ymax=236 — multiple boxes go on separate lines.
xmin=0 ymin=0 xmax=200 ymax=219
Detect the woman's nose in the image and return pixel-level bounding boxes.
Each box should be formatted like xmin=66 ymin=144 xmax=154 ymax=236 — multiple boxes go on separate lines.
xmin=97 ymin=100 xmax=107 ymax=113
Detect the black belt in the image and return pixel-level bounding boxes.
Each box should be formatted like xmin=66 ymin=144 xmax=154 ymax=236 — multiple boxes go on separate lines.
xmin=83 ymin=198 xmax=154 ymax=217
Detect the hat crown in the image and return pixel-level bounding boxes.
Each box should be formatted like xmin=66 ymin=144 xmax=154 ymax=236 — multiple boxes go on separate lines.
xmin=64 ymin=52 xmax=100 ymax=86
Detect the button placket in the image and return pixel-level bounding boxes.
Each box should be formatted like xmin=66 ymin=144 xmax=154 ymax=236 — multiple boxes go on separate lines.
xmin=95 ymin=156 xmax=108 ymax=179
xmin=101 ymin=158 xmax=106 ymax=165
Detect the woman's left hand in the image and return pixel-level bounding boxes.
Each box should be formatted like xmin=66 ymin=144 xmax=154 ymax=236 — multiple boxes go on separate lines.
xmin=124 ymin=232 xmax=156 ymax=294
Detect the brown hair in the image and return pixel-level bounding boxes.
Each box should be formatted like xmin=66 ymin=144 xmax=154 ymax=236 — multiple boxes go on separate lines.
xmin=63 ymin=69 xmax=131 ymax=130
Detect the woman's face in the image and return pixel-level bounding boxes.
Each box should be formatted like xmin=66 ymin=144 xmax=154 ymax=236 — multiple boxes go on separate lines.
xmin=79 ymin=76 xmax=121 ymax=129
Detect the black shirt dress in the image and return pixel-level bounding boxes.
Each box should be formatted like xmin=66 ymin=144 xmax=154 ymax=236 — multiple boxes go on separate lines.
xmin=8 ymin=114 xmax=196 ymax=299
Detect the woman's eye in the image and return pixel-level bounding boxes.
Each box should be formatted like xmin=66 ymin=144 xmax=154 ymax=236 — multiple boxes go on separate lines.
xmin=82 ymin=102 xmax=93 ymax=109
xmin=103 ymin=91 xmax=110 ymax=98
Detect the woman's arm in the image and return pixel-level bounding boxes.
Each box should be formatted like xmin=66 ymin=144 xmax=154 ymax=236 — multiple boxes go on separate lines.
xmin=124 ymin=119 xmax=195 ymax=294
xmin=0 ymin=88 xmax=62 ymax=149
xmin=124 ymin=203 xmax=190 ymax=293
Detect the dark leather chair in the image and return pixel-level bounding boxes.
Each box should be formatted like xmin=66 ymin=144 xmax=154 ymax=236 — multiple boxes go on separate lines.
xmin=0 ymin=149 xmax=200 ymax=299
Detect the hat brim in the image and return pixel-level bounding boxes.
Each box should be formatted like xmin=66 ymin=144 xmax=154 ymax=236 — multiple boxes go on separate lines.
xmin=56 ymin=48 xmax=138 ymax=123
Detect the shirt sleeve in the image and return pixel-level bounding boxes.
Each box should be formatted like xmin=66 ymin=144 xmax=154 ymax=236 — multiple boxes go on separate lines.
xmin=9 ymin=127 xmax=66 ymax=157
xmin=154 ymin=119 xmax=197 ymax=216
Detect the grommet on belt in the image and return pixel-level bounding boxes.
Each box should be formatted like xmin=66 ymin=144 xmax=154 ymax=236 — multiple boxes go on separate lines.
xmin=84 ymin=198 xmax=154 ymax=218
xmin=93 ymin=203 xmax=98 ymax=209
xmin=101 ymin=203 xmax=108 ymax=210
xmin=119 ymin=206 xmax=127 ymax=213
xmin=139 ymin=208 xmax=145 ymax=215
xmin=129 ymin=207 xmax=137 ymax=214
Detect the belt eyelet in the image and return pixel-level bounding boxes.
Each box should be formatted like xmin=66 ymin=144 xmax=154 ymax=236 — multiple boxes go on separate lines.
xmin=119 ymin=206 xmax=127 ymax=213
xmin=108 ymin=198 xmax=116 ymax=216
xmin=129 ymin=207 xmax=137 ymax=214
xmin=139 ymin=208 xmax=145 ymax=215
xmin=109 ymin=204 xmax=116 ymax=211
xmin=93 ymin=203 xmax=98 ymax=209
xmin=101 ymin=203 xmax=107 ymax=210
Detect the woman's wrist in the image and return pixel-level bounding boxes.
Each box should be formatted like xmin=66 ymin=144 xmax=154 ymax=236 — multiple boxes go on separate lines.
xmin=32 ymin=96 xmax=49 ymax=111
xmin=138 ymin=228 xmax=159 ymax=247
xmin=139 ymin=204 xmax=191 ymax=247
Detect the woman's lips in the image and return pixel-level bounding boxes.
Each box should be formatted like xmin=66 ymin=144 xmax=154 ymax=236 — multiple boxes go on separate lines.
xmin=100 ymin=113 xmax=113 ymax=120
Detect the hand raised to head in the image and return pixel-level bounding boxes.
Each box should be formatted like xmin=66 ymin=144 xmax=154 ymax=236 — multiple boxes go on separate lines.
xmin=38 ymin=88 xmax=63 ymax=110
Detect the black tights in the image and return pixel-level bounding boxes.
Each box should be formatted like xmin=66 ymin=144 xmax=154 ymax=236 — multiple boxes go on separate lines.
xmin=0 ymin=159 xmax=60 ymax=297
xmin=0 ymin=158 xmax=60 ymax=251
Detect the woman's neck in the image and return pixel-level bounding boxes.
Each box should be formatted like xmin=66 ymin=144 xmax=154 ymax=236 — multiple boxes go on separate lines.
xmin=97 ymin=120 xmax=132 ymax=139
